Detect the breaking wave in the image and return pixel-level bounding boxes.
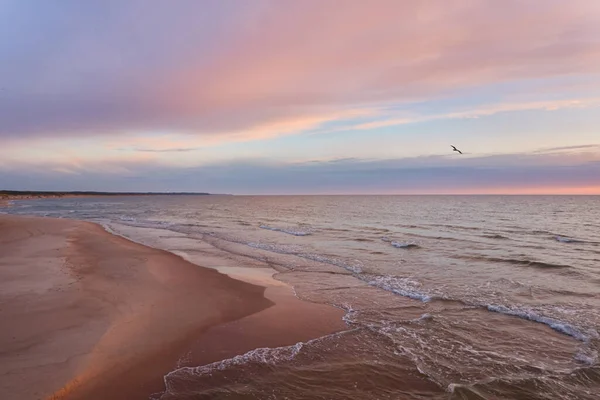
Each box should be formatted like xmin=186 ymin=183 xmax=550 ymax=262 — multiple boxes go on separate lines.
xmin=161 ymin=329 xmax=357 ymax=395
xmin=391 ymin=241 xmax=420 ymax=249
xmin=482 ymin=233 xmax=510 ymax=240
xmin=556 ymin=236 xmax=585 ymax=244
xmin=486 ymin=304 xmax=598 ymax=342
xmin=260 ymin=224 xmax=312 ymax=236
xmin=464 ymin=256 xmax=573 ymax=270
xmin=367 ymin=275 xmax=432 ymax=302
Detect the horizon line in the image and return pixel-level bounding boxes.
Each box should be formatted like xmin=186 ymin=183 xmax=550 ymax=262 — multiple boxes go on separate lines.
xmin=2 ymin=190 xmax=599 ymax=196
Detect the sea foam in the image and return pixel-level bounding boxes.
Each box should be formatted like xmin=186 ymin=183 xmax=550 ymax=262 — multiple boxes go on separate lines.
xmin=163 ymin=329 xmax=357 ymax=391
xmin=486 ymin=304 xmax=597 ymax=342
xmin=367 ymin=275 xmax=432 ymax=302
xmin=391 ymin=241 xmax=420 ymax=249
xmin=555 ymin=236 xmax=584 ymax=244
xmin=260 ymin=225 xmax=312 ymax=236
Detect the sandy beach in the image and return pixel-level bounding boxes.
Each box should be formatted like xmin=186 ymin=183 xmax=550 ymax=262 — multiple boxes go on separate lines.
xmin=0 ymin=215 xmax=346 ymax=400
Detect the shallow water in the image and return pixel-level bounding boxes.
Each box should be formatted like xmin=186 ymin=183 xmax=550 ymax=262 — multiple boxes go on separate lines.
xmin=6 ymin=195 xmax=600 ymax=399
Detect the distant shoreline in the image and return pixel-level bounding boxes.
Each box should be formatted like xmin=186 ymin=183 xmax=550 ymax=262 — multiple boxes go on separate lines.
xmin=0 ymin=191 xmax=222 ymax=206
xmin=1 ymin=190 xmax=213 ymax=197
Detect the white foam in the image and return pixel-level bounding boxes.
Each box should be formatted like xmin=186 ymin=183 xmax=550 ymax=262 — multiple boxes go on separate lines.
xmin=337 ymin=303 xmax=359 ymax=325
xmin=241 ymin=238 xmax=364 ymax=275
xmin=246 ymin=241 xmax=301 ymax=254
xmin=447 ymin=383 xmax=464 ymax=393
xmin=188 ymin=342 xmax=304 ymax=376
xmin=391 ymin=241 xmax=419 ymax=249
xmin=574 ymin=349 xmax=598 ymax=365
xmin=260 ymin=224 xmax=312 ymax=236
xmin=417 ymin=313 xmax=433 ymax=321
xmin=302 ymin=253 xmax=363 ymax=274
xmin=555 ymin=236 xmax=582 ymax=243
xmin=163 ymin=329 xmax=358 ymax=392
xmin=368 ymin=276 xmax=432 ymax=302
xmin=486 ymin=304 xmax=595 ymax=341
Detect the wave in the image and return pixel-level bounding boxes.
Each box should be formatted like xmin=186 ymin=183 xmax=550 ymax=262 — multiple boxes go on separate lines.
xmin=210 ymin=232 xmax=590 ymax=346
xmin=246 ymin=241 xmax=302 ymax=255
xmin=302 ymin=253 xmax=363 ymax=274
xmin=162 ymin=329 xmax=357 ymax=393
xmin=465 ymin=256 xmax=573 ymax=270
xmin=530 ymin=231 xmax=593 ymax=244
xmin=497 ymin=258 xmax=572 ymax=269
xmin=575 ymin=349 xmax=598 ymax=366
xmin=111 ymin=215 xmax=176 ymax=230
xmin=381 ymin=237 xmax=420 ymax=249
xmin=362 ymin=274 xmax=595 ymax=342
xmin=240 ymin=239 xmax=365 ymax=275
xmin=482 ymin=233 xmax=510 ymax=240
xmin=555 ymin=236 xmax=585 ymax=244
xmin=367 ymin=275 xmax=432 ymax=302
xmin=485 ymin=304 xmax=598 ymax=342
xmin=99 ymin=216 xmax=599 ymax=378
xmin=430 ymin=223 xmax=482 ymax=231
xmin=391 ymin=241 xmax=420 ymax=249
xmin=103 ymin=216 xmax=595 ymax=348
xmin=183 ymin=342 xmax=305 ymax=376
xmin=448 ymin=364 xmax=600 ymax=400
xmin=531 ymin=229 xmax=560 ymax=236
xmin=260 ymin=225 xmax=312 ymax=236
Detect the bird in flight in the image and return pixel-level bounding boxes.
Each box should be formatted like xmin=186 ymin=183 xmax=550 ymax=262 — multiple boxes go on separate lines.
xmin=451 ymin=145 xmax=463 ymax=154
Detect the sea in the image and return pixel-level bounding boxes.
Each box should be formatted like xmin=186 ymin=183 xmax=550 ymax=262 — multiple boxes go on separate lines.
xmin=3 ymin=195 xmax=600 ymax=399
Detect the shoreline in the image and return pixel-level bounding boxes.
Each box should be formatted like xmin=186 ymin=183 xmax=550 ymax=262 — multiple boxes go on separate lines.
xmin=0 ymin=193 xmax=219 ymax=208
xmin=0 ymin=195 xmax=116 ymax=209
xmin=0 ymin=214 xmax=346 ymax=400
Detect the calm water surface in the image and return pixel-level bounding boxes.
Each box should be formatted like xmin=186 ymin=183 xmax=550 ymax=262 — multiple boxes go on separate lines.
xmin=5 ymin=195 xmax=600 ymax=399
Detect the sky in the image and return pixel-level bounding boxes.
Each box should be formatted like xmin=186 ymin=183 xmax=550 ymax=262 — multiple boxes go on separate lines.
xmin=1 ymin=0 xmax=599 ymax=194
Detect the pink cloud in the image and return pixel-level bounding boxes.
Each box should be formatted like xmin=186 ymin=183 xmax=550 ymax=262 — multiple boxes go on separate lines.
xmin=350 ymin=97 xmax=600 ymax=130
xmin=162 ymin=1 xmax=600 ymax=117
xmin=0 ymin=1 xmax=599 ymax=140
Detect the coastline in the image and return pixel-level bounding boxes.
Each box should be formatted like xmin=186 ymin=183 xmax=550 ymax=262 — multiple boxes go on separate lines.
xmin=0 ymin=194 xmax=104 ymax=205
xmin=0 ymin=214 xmax=346 ymax=400
xmin=0 ymin=193 xmax=216 ymax=209
xmin=1 ymin=194 xmax=105 ymax=209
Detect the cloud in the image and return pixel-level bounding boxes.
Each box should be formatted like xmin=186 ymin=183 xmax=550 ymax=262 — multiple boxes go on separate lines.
xmin=2 ymin=145 xmax=598 ymax=194
xmin=533 ymin=144 xmax=600 ymax=153
xmin=1 ymin=0 xmax=599 ymax=141
xmin=349 ymin=98 xmax=600 ymax=131
xmin=121 ymin=147 xmax=201 ymax=153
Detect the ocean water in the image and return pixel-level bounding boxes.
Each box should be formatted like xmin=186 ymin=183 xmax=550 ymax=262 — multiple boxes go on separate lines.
xmin=4 ymin=195 xmax=600 ymax=399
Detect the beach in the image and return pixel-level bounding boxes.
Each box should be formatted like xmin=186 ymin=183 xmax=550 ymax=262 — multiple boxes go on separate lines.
xmin=0 ymin=214 xmax=346 ymax=400
xmin=3 ymin=195 xmax=599 ymax=399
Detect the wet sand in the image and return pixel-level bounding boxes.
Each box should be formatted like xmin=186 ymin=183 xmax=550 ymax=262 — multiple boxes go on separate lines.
xmin=0 ymin=215 xmax=345 ymax=399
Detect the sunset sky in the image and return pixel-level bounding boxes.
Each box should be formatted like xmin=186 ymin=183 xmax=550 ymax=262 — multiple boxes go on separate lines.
xmin=1 ymin=0 xmax=599 ymax=194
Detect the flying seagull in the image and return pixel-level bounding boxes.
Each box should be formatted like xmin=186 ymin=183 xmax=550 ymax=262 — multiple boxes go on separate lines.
xmin=451 ymin=145 xmax=463 ymax=154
